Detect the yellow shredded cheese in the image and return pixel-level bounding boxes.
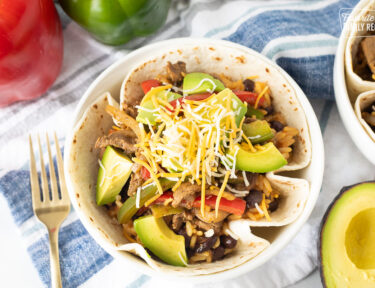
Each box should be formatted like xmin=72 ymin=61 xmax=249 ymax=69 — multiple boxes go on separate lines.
xmin=215 ymin=171 xmax=231 ymax=217
xmin=144 ymin=193 xmax=162 ymax=207
xmin=143 ymin=85 xmax=172 ymax=103
xmin=261 ymin=194 xmax=271 ymax=221
xmin=254 ymin=86 xmax=269 ymax=109
xmin=123 ymin=229 xmax=137 ymax=243
xmin=132 ymin=158 xmax=163 ymax=194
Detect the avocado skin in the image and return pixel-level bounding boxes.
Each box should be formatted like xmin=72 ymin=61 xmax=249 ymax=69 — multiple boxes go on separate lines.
xmin=318 ymin=181 xmax=375 ymax=288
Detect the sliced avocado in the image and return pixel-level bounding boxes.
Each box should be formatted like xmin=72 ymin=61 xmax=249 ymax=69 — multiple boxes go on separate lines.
xmin=96 ymin=146 xmax=133 ymax=205
xmin=319 ymin=182 xmax=375 ymax=288
xmin=136 ymin=90 xmax=182 ymax=125
xmin=246 ymin=106 xmax=264 ymax=119
xmin=183 ymin=72 xmax=225 ymax=95
xmin=134 ymin=215 xmax=188 ymax=266
xmin=208 ymin=88 xmax=247 ymax=127
xmin=242 ymin=120 xmax=274 ymax=144
xmin=231 ymin=142 xmax=287 ymax=173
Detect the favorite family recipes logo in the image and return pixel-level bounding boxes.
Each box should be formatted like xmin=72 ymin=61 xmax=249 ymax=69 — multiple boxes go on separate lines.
xmin=340 ymin=8 xmax=375 ymax=36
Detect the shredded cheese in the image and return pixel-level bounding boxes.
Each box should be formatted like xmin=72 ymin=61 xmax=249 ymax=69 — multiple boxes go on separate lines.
xmin=261 ymin=194 xmax=271 ymax=221
xmin=144 ymin=193 xmax=162 ymax=207
xmin=215 ymin=171 xmax=231 ymax=217
xmin=254 ymin=86 xmax=269 ymax=109
xmin=132 ymin=158 xmax=163 ymax=195
xmin=135 ymin=187 xmax=141 ymax=208
xmin=123 ymin=229 xmax=137 ymax=243
xmin=133 ymin=88 xmax=257 ymax=217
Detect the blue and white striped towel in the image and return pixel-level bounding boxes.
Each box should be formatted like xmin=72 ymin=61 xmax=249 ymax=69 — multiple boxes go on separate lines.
xmin=1 ymin=0 xmax=374 ymax=287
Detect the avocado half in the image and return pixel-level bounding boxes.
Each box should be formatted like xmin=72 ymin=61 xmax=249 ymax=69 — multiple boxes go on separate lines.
xmin=319 ymin=182 xmax=375 ymax=288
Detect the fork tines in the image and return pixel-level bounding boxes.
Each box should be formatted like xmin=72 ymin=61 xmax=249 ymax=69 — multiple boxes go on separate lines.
xmin=29 ymin=133 xmax=69 ymax=206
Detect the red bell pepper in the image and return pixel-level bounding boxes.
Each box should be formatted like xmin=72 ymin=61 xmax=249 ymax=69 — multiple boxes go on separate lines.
xmin=153 ymin=192 xmax=246 ymax=215
xmin=140 ymin=166 xmax=151 ymax=180
xmin=232 ymin=90 xmax=265 ymax=107
xmin=0 ymin=0 xmax=63 ymax=107
xmin=141 ymin=79 xmax=162 ymax=94
xmin=193 ymin=195 xmax=246 ymax=215
xmin=169 ymin=93 xmax=212 ymax=109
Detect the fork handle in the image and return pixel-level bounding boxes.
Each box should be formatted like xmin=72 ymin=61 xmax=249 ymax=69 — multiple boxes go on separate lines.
xmin=48 ymin=227 xmax=62 ymax=288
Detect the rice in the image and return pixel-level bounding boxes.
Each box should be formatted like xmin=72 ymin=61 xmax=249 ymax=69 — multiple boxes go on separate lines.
xmin=273 ymin=126 xmax=299 ymax=160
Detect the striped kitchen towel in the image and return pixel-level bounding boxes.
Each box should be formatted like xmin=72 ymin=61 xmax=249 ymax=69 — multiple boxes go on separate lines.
xmin=2 ymin=0 xmax=373 ymax=287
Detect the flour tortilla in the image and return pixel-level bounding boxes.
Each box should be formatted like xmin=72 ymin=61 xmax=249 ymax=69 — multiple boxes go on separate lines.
xmin=67 ymin=45 xmax=312 ymax=275
xmin=120 ymin=44 xmax=311 ymax=172
xmin=345 ymin=0 xmax=375 ymax=102
xmin=67 ymin=93 xmax=270 ymax=276
xmin=355 ymin=90 xmax=375 ymax=142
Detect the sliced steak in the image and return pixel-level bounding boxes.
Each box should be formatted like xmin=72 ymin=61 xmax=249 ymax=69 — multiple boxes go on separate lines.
xmin=193 ymin=217 xmax=223 ymax=234
xmin=122 ymin=103 xmax=138 ymax=119
xmin=166 ymin=61 xmax=186 ymax=85
xmin=171 ymin=213 xmax=184 ymax=231
xmin=172 ymin=182 xmax=201 ymax=208
xmin=95 ymin=130 xmax=137 ymax=155
xmin=127 ymin=170 xmax=143 ymax=197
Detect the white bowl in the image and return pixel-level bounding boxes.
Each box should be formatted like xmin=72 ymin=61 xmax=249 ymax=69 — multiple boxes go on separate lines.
xmin=64 ymin=38 xmax=324 ymax=283
xmin=334 ymin=0 xmax=375 ymax=165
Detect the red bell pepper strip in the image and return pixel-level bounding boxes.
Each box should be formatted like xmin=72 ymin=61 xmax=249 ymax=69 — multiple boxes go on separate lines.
xmin=193 ymin=195 xmax=246 ymax=215
xmin=141 ymin=79 xmax=162 ymax=94
xmin=0 ymin=0 xmax=63 ymax=107
xmin=233 ymin=90 xmax=265 ymax=107
xmin=140 ymin=166 xmax=151 ymax=180
xmin=169 ymin=93 xmax=212 ymax=109
xmin=153 ymin=192 xmax=246 ymax=215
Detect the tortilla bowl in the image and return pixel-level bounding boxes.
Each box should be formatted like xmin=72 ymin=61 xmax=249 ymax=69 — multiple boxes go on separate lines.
xmin=344 ymin=0 xmax=375 ymax=102
xmin=64 ymin=38 xmax=324 ymax=282
xmin=354 ymin=90 xmax=375 ymax=142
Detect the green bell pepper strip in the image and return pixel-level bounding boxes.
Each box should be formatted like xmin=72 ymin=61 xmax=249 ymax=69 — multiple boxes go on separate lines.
xmin=117 ymin=178 xmax=176 ymax=224
xmin=58 ymin=0 xmax=171 ymax=45
xmin=246 ymin=106 xmax=264 ymax=119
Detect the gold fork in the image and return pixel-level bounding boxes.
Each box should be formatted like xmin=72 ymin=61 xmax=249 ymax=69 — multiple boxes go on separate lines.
xmin=29 ymin=133 xmax=70 ymax=288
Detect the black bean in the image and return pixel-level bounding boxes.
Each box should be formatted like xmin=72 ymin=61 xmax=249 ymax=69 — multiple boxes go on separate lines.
xmin=243 ymin=79 xmax=255 ymax=92
xmin=177 ymin=226 xmax=191 ymax=248
xmin=220 ymin=235 xmax=237 ymax=249
xmin=212 ymin=246 xmax=225 ymax=261
xmin=268 ymin=198 xmax=279 ymax=212
xmin=270 ymin=120 xmax=285 ymax=132
xmin=195 ymin=236 xmax=217 ymax=254
xmin=264 ymin=105 xmax=273 ymax=115
xmin=245 ymin=189 xmax=263 ymax=209
xmin=186 ymin=248 xmax=195 ymax=259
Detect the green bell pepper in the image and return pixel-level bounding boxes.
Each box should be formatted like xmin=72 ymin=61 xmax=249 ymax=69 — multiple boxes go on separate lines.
xmin=117 ymin=178 xmax=176 ymax=224
xmin=58 ymin=0 xmax=171 ymax=45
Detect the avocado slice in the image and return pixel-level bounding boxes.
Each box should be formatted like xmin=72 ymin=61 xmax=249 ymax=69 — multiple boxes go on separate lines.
xmin=96 ymin=146 xmax=133 ymax=205
xmin=242 ymin=120 xmax=274 ymax=144
xmin=319 ymin=182 xmax=375 ymax=288
xmin=136 ymin=90 xmax=182 ymax=125
xmin=183 ymin=72 xmax=225 ymax=95
xmin=134 ymin=215 xmax=188 ymax=266
xmin=231 ymin=142 xmax=287 ymax=173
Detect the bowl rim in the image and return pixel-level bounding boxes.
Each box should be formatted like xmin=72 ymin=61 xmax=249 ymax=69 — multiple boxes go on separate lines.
xmin=333 ymin=0 xmax=375 ymax=166
xmin=64 ymin=37 xmax=324 ymax=283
